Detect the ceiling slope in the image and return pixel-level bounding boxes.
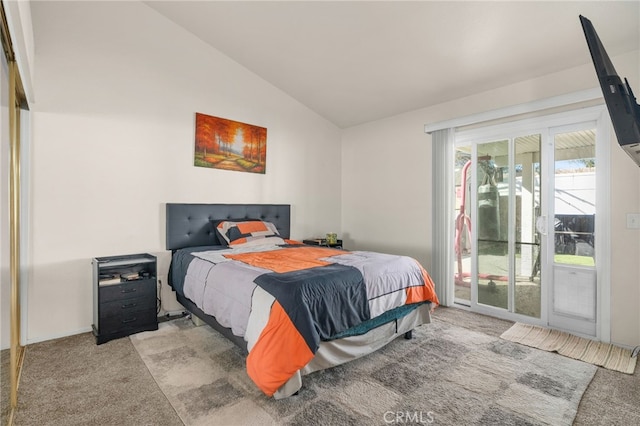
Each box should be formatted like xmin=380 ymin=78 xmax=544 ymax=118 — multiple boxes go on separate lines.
xmin=146 ymin=1 xmax=640 ymax=128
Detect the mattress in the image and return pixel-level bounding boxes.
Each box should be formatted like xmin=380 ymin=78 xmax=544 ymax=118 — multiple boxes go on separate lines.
xmin=169 ymin=241 xmax=439 ymax=397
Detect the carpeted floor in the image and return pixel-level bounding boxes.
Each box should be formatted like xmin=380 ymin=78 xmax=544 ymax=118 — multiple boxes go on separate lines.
xmin=9 ymin=332 xmax=182 ymax=426
xmin=6 ymin=307 xmax=640 ymax=425
xmin=130 ymin=312 xmax=596 ymax=425
xmin=1 ymin=349 xmax=9 ymax=425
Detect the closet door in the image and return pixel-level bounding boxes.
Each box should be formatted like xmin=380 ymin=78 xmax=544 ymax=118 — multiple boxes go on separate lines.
xmin=1 ymin=21 xmax=28 ymax=419
xmin=0 ymin=23 xmax=12 ymax=419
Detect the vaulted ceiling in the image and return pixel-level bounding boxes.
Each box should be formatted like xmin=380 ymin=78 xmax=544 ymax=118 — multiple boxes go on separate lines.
xmin=145 ymin=1 xmax=640 ymax=128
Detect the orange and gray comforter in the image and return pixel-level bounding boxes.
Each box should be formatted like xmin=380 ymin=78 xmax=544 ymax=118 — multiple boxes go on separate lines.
xmin=179 ymin=242 xmax=439 ymax=397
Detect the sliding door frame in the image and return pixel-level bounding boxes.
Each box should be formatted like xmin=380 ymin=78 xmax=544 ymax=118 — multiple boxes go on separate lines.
xmin=432 ymin=103 xmax=611 ymax=341
xmin=1 ymin=2 xmax=28 ymax=422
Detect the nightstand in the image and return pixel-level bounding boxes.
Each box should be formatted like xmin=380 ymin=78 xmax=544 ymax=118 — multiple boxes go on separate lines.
xmin=92 ymin=253 xmax=158 ymax=344
xmin=303 ymin=238 xmax=344 ymax=249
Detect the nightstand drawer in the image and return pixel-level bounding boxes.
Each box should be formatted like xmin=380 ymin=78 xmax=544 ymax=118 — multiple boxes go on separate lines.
xmin=93 ymin=253 xmax=158 ymax=344
xmin=99 ymin=308 xmax=157 ymax=334
xmin=99 ymin=296 xmax=156 ymax=320
xmin=99 ymin=279 xmax=156 ymax=303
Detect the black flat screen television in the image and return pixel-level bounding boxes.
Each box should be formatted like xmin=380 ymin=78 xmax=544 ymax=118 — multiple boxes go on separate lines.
xmin=580 ymin=15 xmax=640 ymax=167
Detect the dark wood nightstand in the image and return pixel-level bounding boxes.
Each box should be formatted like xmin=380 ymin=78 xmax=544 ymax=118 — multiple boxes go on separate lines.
xmin=92 ymin=253 xmax=158 ymax=344
xmin=303 ymin=238 xmax=344 ymax=249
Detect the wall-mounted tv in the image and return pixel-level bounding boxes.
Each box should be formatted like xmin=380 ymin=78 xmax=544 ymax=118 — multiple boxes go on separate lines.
xmin=580 ymin=15 xmax=640 ymax=167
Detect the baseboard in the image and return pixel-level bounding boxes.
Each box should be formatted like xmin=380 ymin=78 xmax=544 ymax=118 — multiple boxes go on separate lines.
xmin=189 ymin=314 xmax=207 ymax=327
xmin=24 ymin=312 xmax=190 ymax=345
xmin=26 ymin=326 xmax=93 ymax=345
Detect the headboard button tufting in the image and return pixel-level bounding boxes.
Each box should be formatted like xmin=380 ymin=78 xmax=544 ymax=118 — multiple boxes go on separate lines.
xmin=166 ymin=204 xmax=290 ymax=250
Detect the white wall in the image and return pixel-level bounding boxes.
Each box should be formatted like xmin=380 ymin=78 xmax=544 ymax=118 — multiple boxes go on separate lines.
xmin=18 ymin=1 xmax=640 ymax=348
xmin=342 ymin=52 xmax=640 ymax=347
xmin=26 ymin=1 xmax=342 ymax=343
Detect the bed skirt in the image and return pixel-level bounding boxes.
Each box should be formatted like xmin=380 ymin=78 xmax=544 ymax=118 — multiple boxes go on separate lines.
xmin=274 ymin=302 xmax=431 ymax=398
xmin=176 ymin=292 xmax=432 ymax=398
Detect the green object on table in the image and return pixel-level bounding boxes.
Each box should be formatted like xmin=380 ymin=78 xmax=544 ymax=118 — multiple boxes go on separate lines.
xmin=326 ymin=232 xmax=337 ymax=245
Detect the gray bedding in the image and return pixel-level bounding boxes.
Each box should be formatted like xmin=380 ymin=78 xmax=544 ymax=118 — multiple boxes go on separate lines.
xmin=168 ymin=241 xmax=438 ymax=398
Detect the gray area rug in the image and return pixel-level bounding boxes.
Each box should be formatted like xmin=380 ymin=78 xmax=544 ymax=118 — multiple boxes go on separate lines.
xmin=130 ymin=316 xmax=597 ymax=425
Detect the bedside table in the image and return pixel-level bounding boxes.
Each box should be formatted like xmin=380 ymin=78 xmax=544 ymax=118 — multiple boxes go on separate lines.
xmin=92 ymin=253 xmax=159 ymax=344
xmin=303 ymin=238 xmax=344 ymax=249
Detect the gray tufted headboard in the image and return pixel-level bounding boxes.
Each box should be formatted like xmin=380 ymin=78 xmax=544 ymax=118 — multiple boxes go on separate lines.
xmin=165 ymin=203 xmax=291 ymax=250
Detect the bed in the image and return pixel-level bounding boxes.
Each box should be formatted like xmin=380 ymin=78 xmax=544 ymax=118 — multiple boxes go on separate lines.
xmin=166 ymin=203 xmax=439 ymax=399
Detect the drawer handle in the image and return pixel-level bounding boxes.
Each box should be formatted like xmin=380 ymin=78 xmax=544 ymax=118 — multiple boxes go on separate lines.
xmin=121 ymin=288 xmax=137 ymax=294
xmin=121 ymin=303 xmax=137 ymax=309
xmin=122 ymin=317 xmax=137 ymax=324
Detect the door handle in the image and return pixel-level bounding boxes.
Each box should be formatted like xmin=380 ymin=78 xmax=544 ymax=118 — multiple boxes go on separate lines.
xmin=536 ymin=216 xmax=547 ymax=235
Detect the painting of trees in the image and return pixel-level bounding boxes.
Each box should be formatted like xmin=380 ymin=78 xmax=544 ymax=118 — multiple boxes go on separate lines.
xmin=194 ymin=113 xmax=267 ymax=174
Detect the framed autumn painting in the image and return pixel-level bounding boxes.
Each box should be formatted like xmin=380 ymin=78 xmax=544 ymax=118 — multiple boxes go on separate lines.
xmin=194 ymin=113 xmax=267 ymax=174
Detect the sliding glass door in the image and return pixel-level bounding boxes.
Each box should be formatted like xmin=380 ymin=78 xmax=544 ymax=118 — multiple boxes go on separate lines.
xmin=452 ymin=108 xmax=604 ymax=335
xmin=547 ymin=125 xmax=597 ymax=336
xmin=454 ymin=135 xmax=541 ymax=319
